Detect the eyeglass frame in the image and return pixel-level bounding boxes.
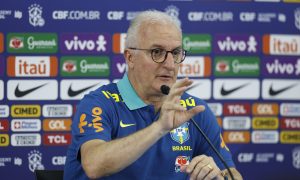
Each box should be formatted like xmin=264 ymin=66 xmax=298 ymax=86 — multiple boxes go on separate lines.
xmin=128 ymin=47 xmax=187 ymax=64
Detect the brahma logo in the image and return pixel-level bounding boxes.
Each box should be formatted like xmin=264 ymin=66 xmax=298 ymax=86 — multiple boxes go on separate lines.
xmin=7 ymin=56 xmax=58 ymax=77
xmin=263 ymin=34 xmax=300 ymax=55
xmin=262 ymin=79 xmax=300 ymax=100
xmin=252 ymin=131 xmax=279 ymax=144
xmin=214 ymin=34 xmax=259 ymax=54
xmin=62 ymin=60 xmax=77 ymax=72
xmin=9 ymin=37 xmax=24 ymax=49
xmin=178 ymin=56 xmax=211 ymax=77
xmin=60 ymin=33 xmax=110 ymax=54
xmin=11 ymin=133 xmax=41 ymax=146
xmin=223 ymin=117 xmax=251 ymax=130
xmin=42 ymin=104 xmax=72 ymax=117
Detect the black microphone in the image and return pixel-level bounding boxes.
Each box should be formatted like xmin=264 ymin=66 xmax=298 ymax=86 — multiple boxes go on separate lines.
xmin=160 ymin=85 xmax=234 ymax=180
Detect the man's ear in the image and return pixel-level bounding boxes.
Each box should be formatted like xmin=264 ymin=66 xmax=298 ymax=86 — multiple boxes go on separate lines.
xmin=124 ymin=49 xmax=134 ymax=69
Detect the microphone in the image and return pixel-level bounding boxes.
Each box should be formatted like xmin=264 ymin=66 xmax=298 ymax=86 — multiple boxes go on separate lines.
xmin=160 ymin=85 xmax=234 ymax=180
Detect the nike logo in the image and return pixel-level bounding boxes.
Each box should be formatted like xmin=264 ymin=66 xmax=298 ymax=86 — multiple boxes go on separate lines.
xmin=186 ymin=83 xmax=201 ymax=92
xmin=67 ymin=83 xmax=98 ymax=97
xmin=221 ymin=83 xmax=249 ymax=96
xmin=15 ymin=83 xmax=47 ymax=97
xmin=120 ymin=120 xmax=135 ymax=128
xmin=269 ymin=83 xmax=297 ymax=96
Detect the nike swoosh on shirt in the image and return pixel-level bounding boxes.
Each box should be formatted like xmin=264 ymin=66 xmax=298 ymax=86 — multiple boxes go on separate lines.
xmin=120 ymin=120 xmax=135 ymax=128
xmin=269 ymin=83 xmax=297 ymax=96
xmin=15 ymin=83 xmax=47 ymax=97
xmin=220 ymin=83 xmax=249 ymax=96
xmin=67 ymin=83 xmax=98 ymax=97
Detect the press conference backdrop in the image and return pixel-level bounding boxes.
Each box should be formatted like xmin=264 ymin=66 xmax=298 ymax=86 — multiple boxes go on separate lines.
xmin=0 ymin=0 xmax=300 ymax=179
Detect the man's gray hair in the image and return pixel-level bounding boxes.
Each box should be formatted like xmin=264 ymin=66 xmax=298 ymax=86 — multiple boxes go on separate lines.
xmin=125 ymin=10 xmax=182 ymax=49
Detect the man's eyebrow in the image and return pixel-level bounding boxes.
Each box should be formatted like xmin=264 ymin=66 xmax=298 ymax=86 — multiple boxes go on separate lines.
xmin=150 ymin=44 xmax=182 ymax=50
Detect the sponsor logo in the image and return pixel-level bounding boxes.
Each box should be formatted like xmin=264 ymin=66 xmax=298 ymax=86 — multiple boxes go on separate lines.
xmin=178 ymin=56 xmax=211 ymax=77
xmin=60 ymin=33 xmax=110 ymax=54
xmin=7 ymin=33 xmax=57 ymax=53
xmin=223 ymin=103 xmax=251 ymax=115
xmin=60 ymin=79 xmax=109 ymax=100
xmin=79 ymin=107 xmax=104 ymax=133
xmin=0 ymin=56 xmax=4 ymax=76
xmin=186 ymin=79 xmax=211 ymax=100
xmin=175 ymin=156 xmax=190 ymax=173
xmin=120 ymin=120 xmax=135 ymax=128
xmin=11 ymin=133 xmax=41 ymax=146
xmin=52 ymin=10 xmax=100 ymax=20
xmin=281 ymin=118 xmax=300 ymax=130
xmin=280 ymin=131 xmax=300 ymax=143
xmin=240 ymin=12 xmax=256 ymax=22
xmin=263 ymin=34 xmax=300 ymax=55
xmin=0 ymin=33 xmax=3 ymax=52
xmin=182 ymin=34 xmax=211 ymax=54
xmin=52 ymin=156 xmax=66 ymax=165
xmin=42 ymin=104 xmax=72 ymax=117
xmin=11 ymin=119 xmax=41 ymax=132
xmin=164 ymin=5 xmax=180 ymax=24
xmin=0 ymin=120 xmax=9 ymax=131
xmin=252 ymin=103 xmax=279 ymax=116
xmin=223 ymin=131 xmax=250 ymax=143
xmin=0 ymin=105 xmax=9 ymax=117
xmin=43 ymin=134 xmax=71 ymax=145
xmin=60 ymin=56 xmax=110 ymax=77
xmin=281 ymin=103 xmax=300 ymax=116
xmin=292 ymin=147 xmax=300 ymax=169
xmin=0 ymin=80 xmax=3 ymax=100
xmin=223 ymin=117 xmax=251 ymax=130
xmin=257 ymin=13 xmax=277 ymax=22
xmin=28 ymin=4 xmax=45 ymax=27
xmin=43 ymin=119 xmax=72 ymax=131
xmin=238 ymin=153 xmax=254 ymax=163
xmin=214 ymin=56 xmax=260 ymax=77
xmin=262 ymin=79 xmax=300 ymax=100
xmin=111 ymin=56 xmax=127 ymax=78
xmin=14 ymin=157 xmax=22 ymax=166
xmin=252 ymin=131 xmax=279 ymax=144
xmin=170 ymin=122 xmax=190 ymax=144
xmin=295 ymin=8 xmax=300 ymax=31
xmin=214 ymin=79 xmax=260 ymax=99
xmin=262 ymin=57 xmax=300 ymax=78
xmin=112 ymin=33 xmax=126 ymax=54
xmin=172 ymin=146 xmax=192 ymax=151
xmin=188 ymin=11 xmax=233 ymax=22
xmin=7 ymin=56 xmax=58 ymax=77
xmin=214 ymin=34 xmax=259 ymax=54
xmin=28 ymin=150 xmax=44 ymax=172
xmin=126 ymin=11 xmax=141 ymax=21
xmin=207 ymin=103 xmax=223 ymax=116
xmin=0 ymin=134 xmax=9 ymax=146
xmin=252 ymin=117 xmax=279 ymax=129
xmin=107 ymin=11 xmax=124 ymax=20
xmin=8 ymin=80 xmax=58 ymax=100
xmin=11 ymin=105 xmax=41 ymax=117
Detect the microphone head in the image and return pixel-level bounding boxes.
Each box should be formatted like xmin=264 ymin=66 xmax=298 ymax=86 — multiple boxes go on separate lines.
xmin=160 ymin=85 xmax=170 ymax=95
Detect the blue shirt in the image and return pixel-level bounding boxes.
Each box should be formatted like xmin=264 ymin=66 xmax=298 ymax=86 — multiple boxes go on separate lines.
xmin=64 ymin=74 xmax=235 ymax=180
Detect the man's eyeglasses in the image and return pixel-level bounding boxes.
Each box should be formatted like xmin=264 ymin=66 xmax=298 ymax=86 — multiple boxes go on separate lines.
xmin=128 ymin=47 xmax=187 ymax=64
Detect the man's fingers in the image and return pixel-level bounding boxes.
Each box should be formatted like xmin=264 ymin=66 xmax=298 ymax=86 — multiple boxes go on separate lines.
xmin=186 ymin=105 xmax=205 ymax=119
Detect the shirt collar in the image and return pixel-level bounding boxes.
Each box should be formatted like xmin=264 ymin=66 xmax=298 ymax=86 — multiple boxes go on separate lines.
xmin=117 ymin=74 xmax=147 ymax=110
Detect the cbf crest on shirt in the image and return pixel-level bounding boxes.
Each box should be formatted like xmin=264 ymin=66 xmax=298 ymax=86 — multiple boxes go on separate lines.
xmin=170 ymin=122 xmax=190 ymax=144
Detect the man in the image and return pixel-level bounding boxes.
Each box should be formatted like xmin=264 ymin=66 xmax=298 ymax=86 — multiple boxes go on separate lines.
xmin=64 ymin=10 xmax=243 ymax=180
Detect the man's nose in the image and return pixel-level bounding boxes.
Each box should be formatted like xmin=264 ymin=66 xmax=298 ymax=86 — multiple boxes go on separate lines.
xmin=163 ymin=52 xmax=176 ymax=69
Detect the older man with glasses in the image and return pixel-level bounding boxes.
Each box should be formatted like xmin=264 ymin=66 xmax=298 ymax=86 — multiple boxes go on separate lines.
xmin=64 ymin=10 xmax=243 ymax=180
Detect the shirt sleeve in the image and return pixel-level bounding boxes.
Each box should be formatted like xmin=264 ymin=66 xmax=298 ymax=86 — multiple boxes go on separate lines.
xmin=71 ymin=91 xmax=115 ymax=153
xmin=194 ymin=100 xmax=235 ymax=170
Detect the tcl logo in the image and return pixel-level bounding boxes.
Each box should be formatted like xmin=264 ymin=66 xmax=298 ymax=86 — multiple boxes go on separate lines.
xmin=224 ymin=103 xmax=250 ymax=115
xmin=43 ymin=134 xmax=71 ymax=145
xmin=52 ymin=156 xmax=66 ymax=165
xmin=280 ymin=118 xmax=300 ymax=130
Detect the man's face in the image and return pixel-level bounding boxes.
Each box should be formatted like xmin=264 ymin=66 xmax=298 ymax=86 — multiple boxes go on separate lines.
xmin=127 ymin=22 xmax=182 ymax=96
